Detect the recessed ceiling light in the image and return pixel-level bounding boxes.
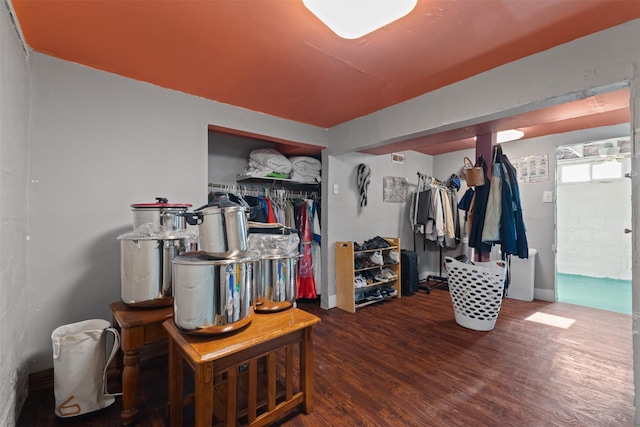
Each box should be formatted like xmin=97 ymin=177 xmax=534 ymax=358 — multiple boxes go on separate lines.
xmin=302 ymin=0 xmax=418 ymax=39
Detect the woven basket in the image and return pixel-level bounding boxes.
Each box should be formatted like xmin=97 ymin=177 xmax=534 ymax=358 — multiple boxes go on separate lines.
xmin=444 ymin=257 xmax=508 ymax=331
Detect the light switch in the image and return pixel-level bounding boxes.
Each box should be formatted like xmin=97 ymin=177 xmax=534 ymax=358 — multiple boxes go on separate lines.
xmin=543 ymin=191 xmax=553 ymax=203
xmin=333 ymin=184 xmax=339 ymax=195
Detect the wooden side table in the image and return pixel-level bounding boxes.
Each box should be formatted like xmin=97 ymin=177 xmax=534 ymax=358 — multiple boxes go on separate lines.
xmin=163 ymin=308 xmax=321 ymax=427
xmin=110 ymin=301 xmax=173 ymax=425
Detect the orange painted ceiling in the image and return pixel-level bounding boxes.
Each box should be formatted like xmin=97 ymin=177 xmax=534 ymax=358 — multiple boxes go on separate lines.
xmin=10 ymin=0 xmax=640 ymax=155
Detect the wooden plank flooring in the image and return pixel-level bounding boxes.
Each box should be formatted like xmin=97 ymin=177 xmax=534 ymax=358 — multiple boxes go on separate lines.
xmin=17 ymin=288 xmax=634 ymax=426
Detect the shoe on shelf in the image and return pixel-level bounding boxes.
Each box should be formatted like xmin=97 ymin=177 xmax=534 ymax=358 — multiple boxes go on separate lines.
xmin=362 ymin=271 xmax=375 ymax=283
xmin=374 ymin=273 xmax=388 ymax=283
xmin=354 ymin=275 xmax=367 ymax=288
xmin=370 ymin=251 xmax=384 ymax=265
xmin=384 ymin=251 xmax=399 ymax=264
xmin=365 ymin=289 xmax=383 ymax=301
xmin=382 ymin=286 xmax=398 ymax=297
xmin=381 ymin=268 xmax=398 ymax=280
xmin=373 ymin=236 xmax=391 ymax=248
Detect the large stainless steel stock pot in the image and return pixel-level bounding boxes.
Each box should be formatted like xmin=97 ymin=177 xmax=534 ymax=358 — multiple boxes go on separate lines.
xmin=254 ymin=254 xmax=299 ymax=312
xmin=172 ymin=252 xmax=255 ymax=335
xmin=131 ymin=197 xmax=192 ymax=231
xmin=184 ymin=192 xmax=249 ymax=258
xmin=118 ymin=225 xmax=194 ymax=308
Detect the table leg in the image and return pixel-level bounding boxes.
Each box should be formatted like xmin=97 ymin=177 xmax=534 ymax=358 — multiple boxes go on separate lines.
xmin=168 ymin=336 xmax=184 ymax=427
xmin=194 ymin=362 xmax=215 ymax=427
xmin=121 ymin=349 xmax=140 ymax=425
xmin=300 ymin=326 xmax=314 ymax=414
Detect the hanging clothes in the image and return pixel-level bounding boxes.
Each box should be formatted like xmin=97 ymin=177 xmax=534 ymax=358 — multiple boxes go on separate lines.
xmin=498 ymin=147 xmax=528 ymax=259
xmin=468 ymin=155 xmax=493 ymax=254
xmin=296 ymin=200 xmax=317 ymax=299
xmin=482 ymin=155 xmax=503 ymax=243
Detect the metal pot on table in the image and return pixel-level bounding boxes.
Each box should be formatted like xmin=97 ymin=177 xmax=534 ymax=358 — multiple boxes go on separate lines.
xmin=131 ymin=197 xmax=192 ymax=231
xmin=183 ymin=192 xmax=250 ymax=258
xmin=118 ymin=225 xmax=195 ymax=308
xmin=172 ymin=251 xmax=255 ymax=335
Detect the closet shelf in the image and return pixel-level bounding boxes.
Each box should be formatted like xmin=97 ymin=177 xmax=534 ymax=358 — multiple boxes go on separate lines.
xmin=236 ymin=174 xmax=320 ymax=189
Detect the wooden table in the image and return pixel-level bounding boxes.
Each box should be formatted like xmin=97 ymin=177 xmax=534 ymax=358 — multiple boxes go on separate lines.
xmin=164 ymin=308 xmax=321 ymax=427
xmin=109 ymin=301 xmax=173 ymax=425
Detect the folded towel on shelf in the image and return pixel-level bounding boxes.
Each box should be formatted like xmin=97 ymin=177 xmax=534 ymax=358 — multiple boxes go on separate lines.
xmin=243 ymin=159 xmax=273 ymax=177
xmin=289 ymin=156 xmax=321 ymax=183
xmin=289 ymin=156 xmax=321 ymax=174
xmin=248 ymin=148 xmax=292 ymax=174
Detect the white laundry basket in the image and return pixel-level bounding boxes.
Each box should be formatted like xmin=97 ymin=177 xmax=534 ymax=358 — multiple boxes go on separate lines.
xmin=444 ymin=257 xmax=508 ymax=331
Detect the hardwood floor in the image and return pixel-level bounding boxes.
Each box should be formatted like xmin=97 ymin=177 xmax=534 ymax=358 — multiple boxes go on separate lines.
xmin=17 ymin=288 xmax=634 ymax=426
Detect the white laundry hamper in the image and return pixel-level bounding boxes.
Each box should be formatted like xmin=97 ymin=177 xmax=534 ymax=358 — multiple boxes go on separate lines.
xmin=444 ymin=257 xmax=508 ymax=331
xmin=51 ymin=319 xmax=121 ymax=418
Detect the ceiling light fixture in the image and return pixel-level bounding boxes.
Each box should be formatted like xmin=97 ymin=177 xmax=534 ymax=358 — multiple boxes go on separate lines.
xmin=302 ymin=0 xmax=418 ymax=39
xmin=497 ymin=129 xmax=525 ymax=143
xmin=475 ymin=130 xmax=525 ymax=144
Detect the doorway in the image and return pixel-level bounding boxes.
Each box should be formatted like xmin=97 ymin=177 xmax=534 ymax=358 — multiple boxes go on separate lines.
xmin=555 ymin=138 xmax=632 ymax=314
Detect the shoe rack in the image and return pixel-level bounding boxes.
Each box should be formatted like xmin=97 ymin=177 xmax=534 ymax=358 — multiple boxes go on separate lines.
xmin=335 ymin=238 xmax=401 ymax=313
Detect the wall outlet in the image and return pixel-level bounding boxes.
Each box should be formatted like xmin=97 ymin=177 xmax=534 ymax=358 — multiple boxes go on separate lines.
xmin=543 ymin=191 xmax=553 ymax=203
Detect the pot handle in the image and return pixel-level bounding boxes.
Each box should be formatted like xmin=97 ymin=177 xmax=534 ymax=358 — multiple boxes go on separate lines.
xmin=183 ymin=212 xmax=203 ymax=226
xmin=155 ymin=197 xmax=169 ymax=203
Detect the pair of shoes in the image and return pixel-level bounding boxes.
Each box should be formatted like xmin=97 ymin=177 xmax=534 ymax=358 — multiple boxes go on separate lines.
xmin=381 ymin=286 xmax=398 ymax=298
xmin=361 ymin=270 xmax=376 ymax=284
xmin=374 ymin=272 xmax=389 ymax=283
xmin=354 ymin=275 xmax=367 ymax=288
xmin=379 ymin=268 xmax=397 ymax=281
xmin=369 ymin=251 xmax=383 ymax=265
xmin=365 ymin=289 xmax=383 ymax=301
xmin=361 ymin=236 xmax=392 ymax=250
xmin=383 ymin=251 xmax=399 ymax=264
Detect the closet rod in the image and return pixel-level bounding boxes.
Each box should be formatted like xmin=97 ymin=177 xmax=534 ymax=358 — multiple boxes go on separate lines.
xmin=208 ymin=182 xmax=319 ymax=200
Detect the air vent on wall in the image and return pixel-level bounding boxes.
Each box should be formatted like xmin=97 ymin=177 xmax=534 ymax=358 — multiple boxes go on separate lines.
xmin=391 ymin=153 xmax=405 ymax=164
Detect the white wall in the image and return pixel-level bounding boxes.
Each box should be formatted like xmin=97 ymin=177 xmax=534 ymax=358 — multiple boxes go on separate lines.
xmin=0 ymin=2 xmax=30 ymax=423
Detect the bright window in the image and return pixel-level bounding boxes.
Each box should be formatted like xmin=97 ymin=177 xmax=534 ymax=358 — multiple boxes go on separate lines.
xmin=560 ymin=164 xmax=591 ymax=183
xmin=592 ymin=160 xmax=622 ymax=180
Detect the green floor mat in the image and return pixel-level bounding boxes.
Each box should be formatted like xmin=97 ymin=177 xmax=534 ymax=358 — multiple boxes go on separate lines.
xmin=556 ymin=273 xmax=631 ymax=315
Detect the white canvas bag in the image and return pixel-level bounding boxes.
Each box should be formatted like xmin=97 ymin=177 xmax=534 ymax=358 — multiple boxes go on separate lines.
xmin=51 ymin=319 xmax=121 ymax=418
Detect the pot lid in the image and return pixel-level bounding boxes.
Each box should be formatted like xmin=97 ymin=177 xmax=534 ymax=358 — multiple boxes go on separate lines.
xmin=194 ymin=192 xmax=244 ymax=212
xmin=131 ymin=197 xmax=192 ymax=209
xmin=117 ymin=223 xmax=197 ymax=240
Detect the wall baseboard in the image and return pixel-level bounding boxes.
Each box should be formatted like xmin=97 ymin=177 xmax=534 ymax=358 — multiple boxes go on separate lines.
xmin=534 ymin=288 xmax=555 ymax=302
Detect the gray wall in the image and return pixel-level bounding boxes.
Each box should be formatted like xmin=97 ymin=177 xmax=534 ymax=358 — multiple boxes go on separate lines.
xmin=208 ymin=133 xmax=277 ymax=185
xmin=322 ymin=151 xmax=432 ymax=307
xmin=0 ymin=2 xmax=30 ymax=423
xmin=25 ymin=54 xmax=326 ymax=374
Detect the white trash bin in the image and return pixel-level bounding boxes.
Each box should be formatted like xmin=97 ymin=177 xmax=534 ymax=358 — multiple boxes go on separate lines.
xmin=506 ymin=249 xmax=537 ymax=301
